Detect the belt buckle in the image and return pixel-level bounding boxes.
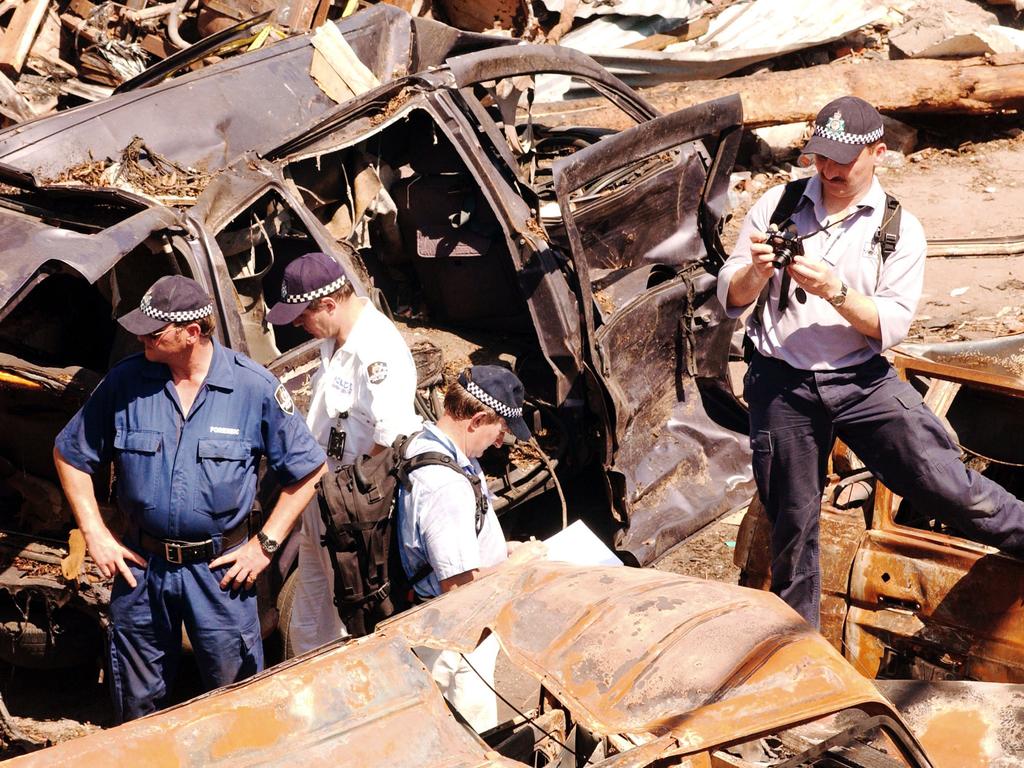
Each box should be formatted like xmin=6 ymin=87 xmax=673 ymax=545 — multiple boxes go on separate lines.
xmin=165 ymin=541 xmax=184 ymax=565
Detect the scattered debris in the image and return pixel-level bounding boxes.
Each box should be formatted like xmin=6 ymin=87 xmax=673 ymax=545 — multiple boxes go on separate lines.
xmin=44 ymin=136 xmax=211 ymax=203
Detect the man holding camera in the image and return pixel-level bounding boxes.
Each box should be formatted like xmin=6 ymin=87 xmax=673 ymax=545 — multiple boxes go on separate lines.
xmin=717 ymin=95 xmax=1024 ymax=627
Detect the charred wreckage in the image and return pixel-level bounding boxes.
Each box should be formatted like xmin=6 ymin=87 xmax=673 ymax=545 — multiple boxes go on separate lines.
xmin=0 ymin=6 xmax=753 ymax=677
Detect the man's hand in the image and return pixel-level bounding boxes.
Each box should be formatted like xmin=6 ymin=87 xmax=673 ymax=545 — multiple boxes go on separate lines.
xmin=209 ymin=538 xmax=271 ymax=591
xmin=725 ymin=232 xmax=778 ymax=309
xmin=83 ymin=528 xmax=147 ymax=588
xmin=53 ymin=447 xmax=147 ymax=588
xmin=787 ymin=255 xmax=843 ymax=300
xmin=505 ymin=538 xmax=547 ymax=566
xmin=748 ymin=231 xmax=778 ymax=279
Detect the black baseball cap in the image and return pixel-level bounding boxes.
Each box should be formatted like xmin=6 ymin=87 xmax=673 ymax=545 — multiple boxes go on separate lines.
xmin=266 ymin=252 xmax=349 ymax=325
xmin=459 ymin=365 xmax=531 ymax=442
xmin=118 ymin=275 xmax=213 ymax=336
xmin=801 ymin=96 xmax=884 ymax=165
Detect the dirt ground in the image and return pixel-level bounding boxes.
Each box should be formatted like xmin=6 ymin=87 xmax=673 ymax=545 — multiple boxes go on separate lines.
xmin=4 ymin=125 xmax=1024 ymax=757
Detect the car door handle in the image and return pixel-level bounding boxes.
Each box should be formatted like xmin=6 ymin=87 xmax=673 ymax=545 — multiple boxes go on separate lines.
xmin=878 ymin=595 xmax=921 ymax=612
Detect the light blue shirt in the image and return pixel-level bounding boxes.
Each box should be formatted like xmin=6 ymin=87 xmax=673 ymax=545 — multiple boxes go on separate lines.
xmin=396 ymin=423 xmax=507 ymax=599
xmin=716 ymin=175 xmax=927 ymax=370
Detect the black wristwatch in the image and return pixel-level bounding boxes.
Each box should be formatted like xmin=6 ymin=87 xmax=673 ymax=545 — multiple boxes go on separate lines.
xmin=256 ymin=531 xmax=279 ymax=555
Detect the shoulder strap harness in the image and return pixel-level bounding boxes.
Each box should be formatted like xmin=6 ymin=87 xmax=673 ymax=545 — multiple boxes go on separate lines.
xmin=748 ymin=178 xmax=902 ymax=334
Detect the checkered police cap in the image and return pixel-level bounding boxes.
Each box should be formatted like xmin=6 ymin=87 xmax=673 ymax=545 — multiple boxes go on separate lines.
xmin=465 ymin=380 xmax=522 ymax=420
xmin=267 ymin=252 xmax=349 ymax=326
xmin=118 ymin=275 xmax=213 ymax=336
xmin=279 ymin=274 xmax=347 ymax=304
xmin=801 ymin=95 xmax=885 ymax=166
xmin=458 ymin=366 xmax=532 ymax=442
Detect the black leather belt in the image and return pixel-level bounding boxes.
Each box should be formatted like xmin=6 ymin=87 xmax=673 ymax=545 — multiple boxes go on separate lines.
xmin=138 ymin=519 xmax=249 ymax=565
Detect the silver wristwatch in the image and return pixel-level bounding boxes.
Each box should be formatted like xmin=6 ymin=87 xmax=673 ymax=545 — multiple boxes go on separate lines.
xmin=257 ymin=530 xmax=280 ymax=555
xmin=827 ymin=281 xmax=848 ymax=308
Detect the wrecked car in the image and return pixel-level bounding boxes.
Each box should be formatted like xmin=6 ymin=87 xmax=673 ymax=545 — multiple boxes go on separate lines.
xmin=736 ymin=335 xmax=1024 ymax=685
xmin=0 ymin=5 xmax=752 ymax=671
xmin=4 ymin=559 xmax=989 ymax=767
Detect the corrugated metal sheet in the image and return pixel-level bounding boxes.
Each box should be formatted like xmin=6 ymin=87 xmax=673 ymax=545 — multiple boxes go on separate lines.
xmin=538 ymin=0 xmax=708 ymax=20
xmin=537 ymin=0 xmax=887 ymax=100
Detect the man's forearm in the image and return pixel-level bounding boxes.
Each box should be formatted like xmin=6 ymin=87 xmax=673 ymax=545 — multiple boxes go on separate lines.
xmin=833 ymin=290 xmax=882 ymax=340
xmin=260 ymin=464 xmax=326 ymax=542
xmin=726 ymin=263 xmax=771 ymax=310
xmin=53 ymin=447 xmax=108 ymax=536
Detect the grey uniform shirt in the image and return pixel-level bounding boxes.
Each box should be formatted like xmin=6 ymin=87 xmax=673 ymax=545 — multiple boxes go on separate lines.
xmin=716 ymin=175 xmax=928 ymax=370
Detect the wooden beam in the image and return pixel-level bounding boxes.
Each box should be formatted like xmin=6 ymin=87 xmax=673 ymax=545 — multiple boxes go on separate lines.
xmin=0 ymin=0 xmax=50 ymax=75
xmin=59 ymin=12 xmax=102 ymax=44
xmin=59 ymin=77 xmax=112 ymax=101
xmin=532 ymin=57 xmax=1024 ymax=132
xmin=0 ymin=68 xmax=35 ymax=121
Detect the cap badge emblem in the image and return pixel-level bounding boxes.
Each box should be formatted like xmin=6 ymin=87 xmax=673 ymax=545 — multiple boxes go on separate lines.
xmin=825 ymin=111 xmax=845 ymax=135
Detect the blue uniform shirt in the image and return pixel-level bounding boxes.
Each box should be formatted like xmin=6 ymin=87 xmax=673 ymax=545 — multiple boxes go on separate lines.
xmin=56 ymin=339 xmax=325 ymax=542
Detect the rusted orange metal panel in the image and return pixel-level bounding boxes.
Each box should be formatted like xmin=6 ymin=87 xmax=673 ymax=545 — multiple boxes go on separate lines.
xmin=383 ymin=561 xmax=905 ymax=756
xmin=847 ymin=528 xmax=1024 ymax=682
xmin=5 ymin=635 xmax=519 ymax=767
xmin=7 ymin=562 xmax=931 ymax=766
xmin=877 ymin=680 xmax=1024 ymax=768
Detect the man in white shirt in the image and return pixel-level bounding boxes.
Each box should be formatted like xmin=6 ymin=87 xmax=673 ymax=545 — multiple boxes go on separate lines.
xmin=397 ymin=365 xmax=531 ymax=731
xmin=267 ymin=250 xmax=421 ymax=656
xmin=717 ymin=96 xmax=1024 ymax=627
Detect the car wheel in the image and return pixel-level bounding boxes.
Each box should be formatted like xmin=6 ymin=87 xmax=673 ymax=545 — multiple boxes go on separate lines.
xmin=0 ymin=606 xmax=103 ymax=670
xmin=276 ymin=569 xmax=299 ymax=660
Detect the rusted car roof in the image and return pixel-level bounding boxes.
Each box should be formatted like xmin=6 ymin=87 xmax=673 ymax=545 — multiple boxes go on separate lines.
xmin=4 ymin=634 xmax=519 ymax=767
xmin=877 ymin=680 xmax=1024 ymax=768
xmin=384 ymin=561 xmax=907 ymax=757
xmin=0 ymin=5 xmax=511 ymax=178
xmin=4 ymin=562 xmax=926 ymax=766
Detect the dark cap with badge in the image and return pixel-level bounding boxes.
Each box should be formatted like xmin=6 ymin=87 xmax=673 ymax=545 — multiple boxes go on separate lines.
xmin=266 ymin=252 xmax=349 ymax=326
xmin=458 ymin=365 xmax=531 ymax=442
xmin=800 ymin=95 xmax=884 ymax=165
xmin=118 ymin=275 xmax=214 ymax=336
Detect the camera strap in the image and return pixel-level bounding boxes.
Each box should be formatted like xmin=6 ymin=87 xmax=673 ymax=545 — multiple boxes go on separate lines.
xmin=746 ymin=181 xmax=903 ymax=362
xmin=751 ymin=179 xmax=810 ymax=327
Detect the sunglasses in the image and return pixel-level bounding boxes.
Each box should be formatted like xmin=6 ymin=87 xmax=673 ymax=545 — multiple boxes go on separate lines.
xmin=143 ymin=324 xmax=176 ymax=341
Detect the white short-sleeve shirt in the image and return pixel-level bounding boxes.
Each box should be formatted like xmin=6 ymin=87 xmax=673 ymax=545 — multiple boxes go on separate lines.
xmin=397 ymin=423 xmax=507 ymax=599
xmin=305 ymin=298 xmax=422 ymax=461
xmin=288 ymin=298 xmax=421 ymax=656
xmin=716 ymin=175 xmax=927 ymax=370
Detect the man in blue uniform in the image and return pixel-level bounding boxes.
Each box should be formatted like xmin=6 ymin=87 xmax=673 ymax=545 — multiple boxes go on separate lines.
xmin=53 ymin=275 xmax=326 ymax=722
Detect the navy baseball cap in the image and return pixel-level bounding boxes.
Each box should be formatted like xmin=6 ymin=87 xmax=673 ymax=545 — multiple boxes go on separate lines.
xmin=459 ymin=365 xmax=531 ymax=441
xmin=118 ymin=275 xmax=213 ymax=336
xmin=266 ymin=252 xmax=348 ymax=325
xmin=801 ymin=96 xmax=884 ymax=165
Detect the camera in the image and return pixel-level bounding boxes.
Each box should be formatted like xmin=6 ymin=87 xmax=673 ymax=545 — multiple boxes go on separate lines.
xmin=766 ymin=221 xmax=804 ymax=269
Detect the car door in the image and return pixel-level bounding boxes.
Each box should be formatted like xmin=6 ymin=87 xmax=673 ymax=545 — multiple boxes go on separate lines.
xmin=549 ymin=96 xmax=755 ymax=565
xmin=845 ymin=347 xmax=1024 ymax=682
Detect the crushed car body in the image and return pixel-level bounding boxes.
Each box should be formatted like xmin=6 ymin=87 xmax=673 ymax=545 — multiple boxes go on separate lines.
xmin=3 ymin=561 xmax=951 ymax=767
xmin=736 ymin=334 xmax=1024 ymax=687
xmin=0 ymin=5 xmax=753 ymax=671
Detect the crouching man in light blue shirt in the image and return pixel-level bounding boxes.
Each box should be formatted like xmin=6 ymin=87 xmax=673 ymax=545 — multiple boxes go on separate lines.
xmin=397 ymin=365 xmax=531 ymax=731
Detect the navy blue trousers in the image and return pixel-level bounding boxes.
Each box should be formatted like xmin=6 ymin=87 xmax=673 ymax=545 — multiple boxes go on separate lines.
xmin=744 ymin=352 xmax=1024 ymax=627
xmin=108 ymin=551 xmax=263 ymax=722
